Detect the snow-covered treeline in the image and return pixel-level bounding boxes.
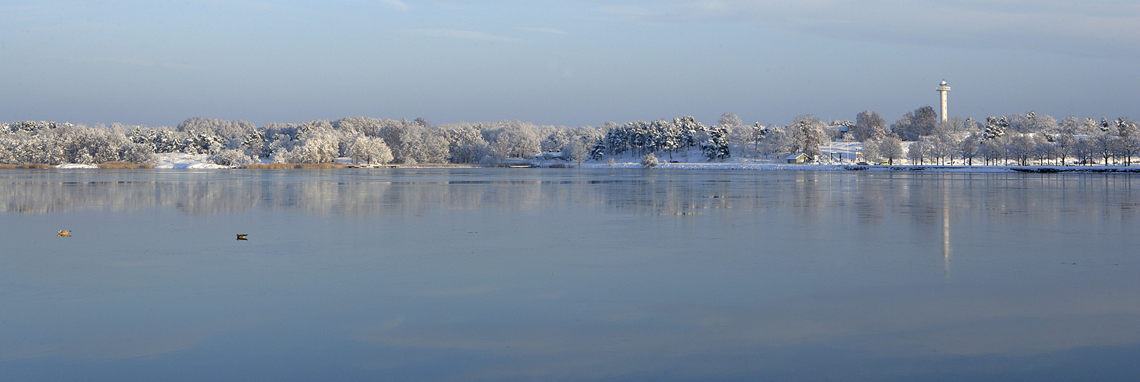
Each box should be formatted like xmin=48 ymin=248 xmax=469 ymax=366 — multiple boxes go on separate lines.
xmin=0 ymin=121 xmax=155 ymax=165
xmin=590 ymin=116 xmax=730 ymax=162
xmin=2 ymin=108 xmax=1137 ymax=166
xmin=706 ymin=109 xmax=1139 ymax=167
xmin=858 ymin=108 xmax=1140 ymax=166
xmin=0 ymin=117 xmax=601 ymax=166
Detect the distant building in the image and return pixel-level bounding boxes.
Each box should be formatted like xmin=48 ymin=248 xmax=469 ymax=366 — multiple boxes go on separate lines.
xmin=937 ymin=80 xmax=951 ymax=122
xmin=786 ymin=153 xmax=810 ymax=164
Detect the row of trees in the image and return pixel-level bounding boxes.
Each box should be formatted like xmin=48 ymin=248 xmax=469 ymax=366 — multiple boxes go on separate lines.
xmin=1 ymin=109 xmax=1136 ymax=166
xmin=852 ymin=108 xmax=1140 ymax=166
xmin=890 ymin=120 xmax=1140 ymax=166
xmin=0 ymin=118 xmax=603 ymax=166
xmin=591 ymin=116 xmax=730 ymax=162
xmin=0 ymin=122 xmax=155 ymax=165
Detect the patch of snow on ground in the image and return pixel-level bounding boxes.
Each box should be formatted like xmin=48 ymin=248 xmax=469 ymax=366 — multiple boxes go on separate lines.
xmin=56 ymin=163 xmax=99 ymax=169
xmin=53 ymin=151 xmax=1140 ymax=173
xmin=153 ymin=153 xmax=229 ymax=169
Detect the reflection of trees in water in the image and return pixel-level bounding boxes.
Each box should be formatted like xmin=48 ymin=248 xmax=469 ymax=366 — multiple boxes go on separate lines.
xmin=901 ymin=173 xmax=1137 ymax=226
xmin=0 ymin=175 xmax=597 ymax=216
xmin=0 ymin=179 xmax=536 ymax=215
xmin=599 ymin=172 xmax=865 ymax=217
xmin=600 ymin=171 xmax=1138 ymax=228
xmin=0 ymin=171 xmax=766 ymax=216
xmin=1 ymin=172 xmax=1135 ymax=219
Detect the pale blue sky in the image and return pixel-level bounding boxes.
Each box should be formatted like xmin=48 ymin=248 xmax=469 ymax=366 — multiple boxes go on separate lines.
xmin=2 ymin=0 xmax=1138 ymax=127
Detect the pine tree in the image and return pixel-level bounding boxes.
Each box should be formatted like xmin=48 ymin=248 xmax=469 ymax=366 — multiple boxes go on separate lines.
xmin=983 ymin=116 xmax=1006 ymax=140
xmin=702 ymin=124 xmax=731 ymax=161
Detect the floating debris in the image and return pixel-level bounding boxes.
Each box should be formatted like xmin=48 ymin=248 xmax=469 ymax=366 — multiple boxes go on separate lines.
xmin=57 ymin=230 xmax=71 ymax=237
xmin=236 ymin=234 xmax=248 ymax=241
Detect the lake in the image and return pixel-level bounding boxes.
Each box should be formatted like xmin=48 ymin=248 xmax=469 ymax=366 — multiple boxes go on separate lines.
xmin=2 ymin=168 xmax=1139 ymax=381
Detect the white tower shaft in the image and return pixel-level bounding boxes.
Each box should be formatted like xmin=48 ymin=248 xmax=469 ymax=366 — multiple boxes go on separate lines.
xmin=936 ymin=81 xmax=951 ymax=122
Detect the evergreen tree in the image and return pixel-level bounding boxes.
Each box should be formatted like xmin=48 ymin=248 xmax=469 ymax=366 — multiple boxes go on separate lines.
xmin=701 ymin=124 xmax=731 ymax=161
xmin=983 ymin=116 xmax=1007 ymax=140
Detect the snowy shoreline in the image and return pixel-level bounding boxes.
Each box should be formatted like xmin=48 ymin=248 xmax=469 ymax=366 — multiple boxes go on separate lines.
xmin=41 ymin=153 xmax=1140 ymax=173
xmin=575 ymin=162 xmax=1140 ymax=173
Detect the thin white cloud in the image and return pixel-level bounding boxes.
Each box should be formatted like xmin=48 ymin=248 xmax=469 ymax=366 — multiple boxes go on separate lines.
xmin=517 ymin=27 xmax=567 ymax=35
xmin=587 ymin=0 xmax=1140 ymax=58
xmin=407 ymin=29 xmax=523 ymax=42
xmin=417 ymin=285 xmax=507 ymax=297
xmin=381 ymin=0 xmax=409 ymax=11
xmin=3 ymin=325 xmax=217 ymax=361
xmin=423 ymin=1 xmax=467 ymax=10
xmin=592 ymin=5 xmax=655 ymax=19
xmin=49 ymin=55 xmax=198 ymax=70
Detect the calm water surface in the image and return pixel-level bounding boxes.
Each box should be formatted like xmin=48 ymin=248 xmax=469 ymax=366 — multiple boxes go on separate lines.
xmin=2 ymin=169 xmax=1138 ymax=381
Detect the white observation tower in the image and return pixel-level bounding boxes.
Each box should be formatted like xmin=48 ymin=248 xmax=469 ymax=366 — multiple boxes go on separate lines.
xmin=936 ymin=80 xmax=951 ymax=122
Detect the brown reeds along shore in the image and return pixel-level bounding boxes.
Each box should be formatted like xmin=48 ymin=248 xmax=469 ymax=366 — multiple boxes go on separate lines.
xmin=0 ymin=164 xmax=55 ymax=169
xmin=0 ymin=162 xmax=488 ymax=170
xmin=0 ymin=162 xmax=153 ymax=169
xmin=239 ymin=163 xmax=476 ymax=169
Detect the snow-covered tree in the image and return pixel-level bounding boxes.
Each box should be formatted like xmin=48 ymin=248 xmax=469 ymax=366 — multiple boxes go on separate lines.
xmin=758 ymin=125 xmax=789 ymax=158
xmin=983 ymin=116 xmax=1008 ymax=140
xmin=1113 ymin=118 xmax=1139 ymax=165
xmin=1054 ymin=133 xmax=1077 ymax=165
xmin=788 ymin=115 xmax=826 ymax=158
xmin=1006 ymin=134 xmax=1039 ymax=166
xmin=291 ymin=131 xmax=339 ymax=164
xmin=854 ymin=111 xmax=888 ymax=142
xmin=561 ymin=136 xmax=592 ymax=166
xmin=676 ymin=116 xmax=704 ymax=150
xmin=701 ymin=123 xmax=731 ymax=161
xmin=930 ymin=133 xmax=959 ymax=164
xmin=210 ymin=149 xmax=257 ymax=167
xmin=398 ymin=125 xmax=449 ymax=164
xmin=980 ymin=138 xmax=1006 ymax=165
xmin=1007 ymin=111 xmax=1057 ymax=134
xmin=346 ymin=135 xmax=393 ymax=164
xmin=861 ymin=139 xmax=880 ymax=164
xmin=880 ymin=136 xmax=904 ymax=165
xmin=640 ymin=153 xmax=659 ymax=168
xmin=540 ymin=129 xmax=574 ymax=153
xmin=439 ymin=123 xmax=489 ymax=164
xmin=1093 ymin=133 xmax=1118 ymax=165
xmin=718 ymin=113 xmax=743 ymax=129
xmin=488 ymin=125 xmax=539 ymax=160
xmin=665 ymin=119 xmax=690 ymax=156
xmin=177 ymin=117 xmax=256 ymax=150
xmin=732 ymin=122 xmax=769 ymax=158
xmin=891 ymin=106 xmax=938 ymax=141
xmin=907 ymin=139 xmax=930 ymax=165
xmin=959 ymin=133 xmax=981 ymax=166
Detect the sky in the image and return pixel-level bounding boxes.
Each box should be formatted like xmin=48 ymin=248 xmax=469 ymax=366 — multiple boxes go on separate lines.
xmin=2 ymin=0 xmax=1139 ymax=128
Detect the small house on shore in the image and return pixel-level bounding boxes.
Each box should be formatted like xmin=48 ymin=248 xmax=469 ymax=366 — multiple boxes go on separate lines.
xmin=785 ymin=153 xmax=810 ymax=164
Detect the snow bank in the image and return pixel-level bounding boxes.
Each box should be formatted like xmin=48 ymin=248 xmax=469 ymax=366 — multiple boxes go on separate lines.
xmin=56 ymin=163 xmax=99 ymax=169
xmin=55 ymin=153 xmax=228 ymax=169
xmin=573 ymin=160 xmax=1139 ymax=173
xmin=151 ymin=153 xmax=229 ymax=169
xmin=50 ymin=153 xmax=1140 ymax=173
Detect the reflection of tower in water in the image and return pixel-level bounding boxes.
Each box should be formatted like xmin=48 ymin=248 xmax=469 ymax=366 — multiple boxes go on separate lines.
xmin=943 ymin=183 xmax=952 ymax=278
